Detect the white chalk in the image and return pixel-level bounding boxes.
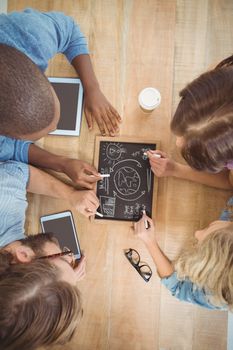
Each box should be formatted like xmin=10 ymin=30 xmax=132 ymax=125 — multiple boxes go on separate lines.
xmin=95 ymin=211 xmax=103 ymax=217
xmin=143 ymin=151 xmax=161 ymax=159
xmin=142 ymin=210 xmax=149 ymax=229
xmin=90 ymin=174 xmax=110 ymax=178
xmin=100 ymin=174 xmax=110 ymax=178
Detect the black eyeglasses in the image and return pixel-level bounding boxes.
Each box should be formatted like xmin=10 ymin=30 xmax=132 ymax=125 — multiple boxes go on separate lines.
xmin=124 ymin=248 xmax=152 ymax=282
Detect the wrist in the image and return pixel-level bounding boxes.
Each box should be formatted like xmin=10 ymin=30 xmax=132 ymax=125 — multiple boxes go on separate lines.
xmin=53 ymin=156 xmax=70 ymax=173
xmin=172 ymin=162 xmax=185 ymax=178
xmin=143 ymin=238 xmax=158 ymax=249
xmin=63 ymin=185 xmax=76 ymax=202
xmin=83 ymin=81 xmax=100 ymax=94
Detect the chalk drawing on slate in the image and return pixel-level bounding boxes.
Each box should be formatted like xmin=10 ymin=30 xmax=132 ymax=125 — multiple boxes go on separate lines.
xmin=95 ymin=138 xmax=159 ymax=222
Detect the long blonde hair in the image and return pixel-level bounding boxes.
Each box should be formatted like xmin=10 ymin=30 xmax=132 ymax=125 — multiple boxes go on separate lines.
xmin=175 ymin=223 xmax=233 ymax=310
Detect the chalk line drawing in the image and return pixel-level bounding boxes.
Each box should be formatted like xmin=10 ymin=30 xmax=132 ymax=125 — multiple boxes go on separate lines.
xmin=101 ymin=142 xmax=127 ymax=166
xmin=113 ymin=190 xmax=145 ymax=202
xmin=146 ymin=168 xmax=152 ymax=192
xmin=113 ymin=166 xmax=141 ymax=196
xmin=133 ymin=203 xmax=146 ymax=216
xmin=124 ymin=205 xmax=134 ymax=216
xmin=99 ymin=196 xmax=116 ymax=217
xmin=132 ymin=150 xmax=141 ymax=157
xmin=112 ymin=158 xmax=142 ymax=169
xmin=99 ymin=167 xmax=110 ymax=195
xmin=142 ymin=147 xmax=151 ymax=160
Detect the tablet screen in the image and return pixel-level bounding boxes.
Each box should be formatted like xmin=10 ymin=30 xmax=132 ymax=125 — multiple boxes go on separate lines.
xmin=48 ymin=77 xmax=83 ymax=136
xmin=41 ymin=216 xmax=81 ymax=258
xmin=51 ymin=82 xmax=79 ymax=130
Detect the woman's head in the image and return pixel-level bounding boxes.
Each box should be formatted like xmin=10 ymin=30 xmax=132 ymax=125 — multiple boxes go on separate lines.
xmin=0 ymin=234 xmax=83 ymax=350
xmin=175 ymin=220 xmax=233 ymax=310
xmin=171 ymin=54 xmax=233 ymax=172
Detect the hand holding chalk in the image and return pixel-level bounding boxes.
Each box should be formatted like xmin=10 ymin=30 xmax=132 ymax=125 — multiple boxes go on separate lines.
xmin=62 ymin=158 xmax=99 ymax=190
xmin=143 ymin=151 xmax=161 ymax=159
xmin=147 ymin=150 xmax=178 ymax=178
xmin=142 ymin=209 xmax=149 ymax=229
xmin=133 ymin=213 xmax=156 ymax=245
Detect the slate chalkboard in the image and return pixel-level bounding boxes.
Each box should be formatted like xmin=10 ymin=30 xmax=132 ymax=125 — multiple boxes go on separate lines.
xmin=94 ymin=137 xmax=158 ymax=222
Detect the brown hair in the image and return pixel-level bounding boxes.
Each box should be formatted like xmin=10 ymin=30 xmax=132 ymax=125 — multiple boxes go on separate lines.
xmin=0 ymin=251 xmax=82 ymax=350
xmin=0 ymin=44 xmax=55 ymax=137
xmin=171 ymin=54 xmax=233 ymax=172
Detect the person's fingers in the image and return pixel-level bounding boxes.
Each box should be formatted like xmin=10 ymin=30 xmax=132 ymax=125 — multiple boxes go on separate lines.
xmin=110 ymin=105 xmax=122 ymax=122
xmin=81 ymin=174 xmax=99 ymax=184
xmin=137 ymin=216 xmax=145 ymax=230
xmin=76 ymin=180 xmax=94 ymax=190
xmin=95 ymin=114 xmax=106 ymax=135
xmin=83 ymin=163 xmax=99 ymax=176
xmin=74 ymin=259 xmax=86 ymax=280
xmin=149 ymin=161 xmax=163 ymax=170
xmin=106 ymin=108 xmax=120 ymax=133
xmin=145 ymin=216 xmax=154 ymax=228
xmin=101 ymin=110 xmax=115 ymax=136
xmin=86 ymin=201 xmax=98 ymax=213
xmin=86 ymin=191 xmax=99 ymax=207
xmin=148 ymin=149 xmax=167 ymax=158
xmin=84 ymin=109 xmax=93 ymax=130
xmin=84 ymin=208 xmax=95 ymax=217
xmin=149 ymin=158 xmax=164 ymax=167
xmin=148 ymin=154 xmax=164 ymax=164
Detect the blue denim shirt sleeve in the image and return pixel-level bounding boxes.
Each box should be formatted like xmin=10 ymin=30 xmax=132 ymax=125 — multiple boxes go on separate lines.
xmin=0 ymin=8 xmax=89 ymax=71
xmin=0 ymin=136 xmax=31 ymax=163
xmin=161 ymin=272 xmax=224 ymax=310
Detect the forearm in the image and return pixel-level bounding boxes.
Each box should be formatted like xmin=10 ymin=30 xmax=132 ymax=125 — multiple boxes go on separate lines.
xmin=144 ymin=240 xmax=174 ymax=278
xmin=27 ymin=165 xmax=73 ymax=200
xmin=28 ymin=144 xmax=66 ymax=172
xmin=72 ymin=54 xmax=100 ymax=92
xmin=174 ymin=164 xmax=232 ymax=190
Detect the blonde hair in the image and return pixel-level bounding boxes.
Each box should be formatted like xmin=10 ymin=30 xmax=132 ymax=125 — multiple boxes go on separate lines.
xmin=175 ymin=223 xmax=233 ymax=310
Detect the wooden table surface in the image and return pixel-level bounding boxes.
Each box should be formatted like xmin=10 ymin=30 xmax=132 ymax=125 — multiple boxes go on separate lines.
xmin=8 ymin=1 xmax=233 ymax=349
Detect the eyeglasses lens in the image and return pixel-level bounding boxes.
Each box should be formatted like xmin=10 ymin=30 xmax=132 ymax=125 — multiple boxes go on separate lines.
xmin=139 ymin=265 xmax=152 ymax=279
xmin=126 ymin=249 xmax=140 ymax=265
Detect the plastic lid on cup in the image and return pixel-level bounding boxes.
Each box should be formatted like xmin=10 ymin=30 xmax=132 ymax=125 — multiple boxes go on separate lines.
xmin=138 ymin=87 xmax=161 ymax=110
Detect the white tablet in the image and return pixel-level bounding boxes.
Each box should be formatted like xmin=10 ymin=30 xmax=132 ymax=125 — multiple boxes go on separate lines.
xmin=40 ymin=210 xmax=81 ymax=260
xmin=48 ymin=77 xmax=84 ymax=136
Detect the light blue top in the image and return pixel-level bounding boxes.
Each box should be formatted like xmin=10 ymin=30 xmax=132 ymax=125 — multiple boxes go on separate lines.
xmin=0 ymin=161 xmax=29 ymax=247
xmin=161 ymin=196 xmax=233 ymax=310
xmin=0 ymin=7 xmax=89 ymax=71
xmin=0 ymin=8 xmax=89 ymax=246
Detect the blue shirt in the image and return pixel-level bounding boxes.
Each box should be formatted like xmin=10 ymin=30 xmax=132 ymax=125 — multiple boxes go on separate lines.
xmin=0 ymin=8 xmax=89 ymax=71
xmin=161 ymin=197 xmax=233 ymax=310
xmin=0 ymin=161 xmax=29 ymax=247
xmin=0 ymin=8 xmax=89 ymax=163
xmin=0 ymin=9 xmax=89 ymax=246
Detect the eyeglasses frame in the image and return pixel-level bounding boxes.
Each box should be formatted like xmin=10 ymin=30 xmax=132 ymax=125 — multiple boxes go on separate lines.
xmin=124 ymin=248 xmax=152 ymax=283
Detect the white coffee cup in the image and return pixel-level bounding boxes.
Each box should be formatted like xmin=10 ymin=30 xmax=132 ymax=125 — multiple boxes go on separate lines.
xmin=138 ymin=87 xmax=161 ymax=113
